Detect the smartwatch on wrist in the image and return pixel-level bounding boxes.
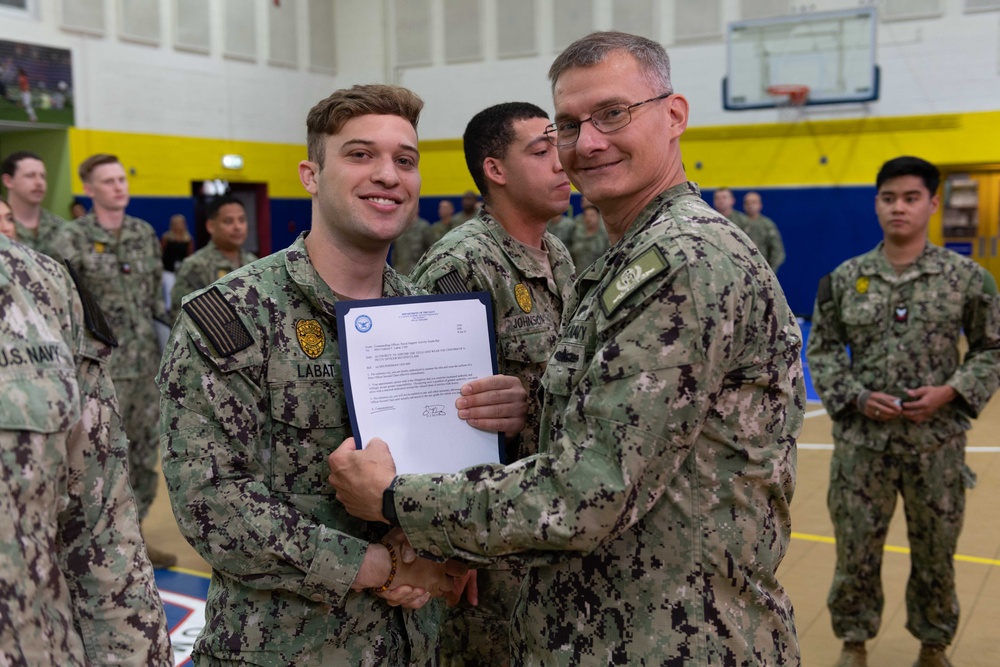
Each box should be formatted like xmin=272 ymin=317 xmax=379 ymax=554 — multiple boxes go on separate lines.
xmin=382 ymin=476 xmax=400 ymax=526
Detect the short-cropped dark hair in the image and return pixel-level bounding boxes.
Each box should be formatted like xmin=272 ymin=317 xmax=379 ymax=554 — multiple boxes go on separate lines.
xmin=463 ymin=102 xmax=549 ymax=203
xmin=1 ymin=150 xmax=43 ymax=179
xmin=206 ymin=195 xmax=245 ymax=220
xmin=876 ymin=156 xmax=940 ymax=194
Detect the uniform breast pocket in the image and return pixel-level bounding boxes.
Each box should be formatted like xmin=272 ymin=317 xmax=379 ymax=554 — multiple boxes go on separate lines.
xmin=840 ymin=296 xmax=883 ymax=326
xmin=81 ymin=249 xmax=120 ymax=278
xmin=541 ymin=340 xmax=589 ymax=400
xmin=500 ymin=329 xmax=555 ymax=366
xmin=911 ymin=294 xmax=963 ymax=353
xmin=0 ymin=366 xmax=79 ymax=434
xmin=268 ymin=380 xmax=348 ymax=495
xmin=841 ymin=295 xmax=884 ymax=348
xmin=131 ymin=255 xmax=159 ymax=278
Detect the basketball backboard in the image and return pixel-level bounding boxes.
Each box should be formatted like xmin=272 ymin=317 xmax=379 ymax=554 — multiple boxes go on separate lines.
xmin=723 ymin=7 xmax=879 ymax=111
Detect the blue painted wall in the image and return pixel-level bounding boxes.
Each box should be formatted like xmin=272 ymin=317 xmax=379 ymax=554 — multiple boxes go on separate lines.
xmin=118 ymin=188 xmax=881 ymax=316
xmin=269 ymin=198 xmax=312 ymax=251
xmin=703 ymin=186 xmax=883 ymax=316
xmin=75 ymin=195 xmax=194 ymax=238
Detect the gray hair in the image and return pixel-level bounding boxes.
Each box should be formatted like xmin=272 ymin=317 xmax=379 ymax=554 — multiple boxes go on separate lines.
xmin=548 ymin=31 xmax=672 ymax=95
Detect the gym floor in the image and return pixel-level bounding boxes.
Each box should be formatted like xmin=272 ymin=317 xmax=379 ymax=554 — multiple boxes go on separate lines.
xmin=145 ymin=396 xmax=1000 ymax=667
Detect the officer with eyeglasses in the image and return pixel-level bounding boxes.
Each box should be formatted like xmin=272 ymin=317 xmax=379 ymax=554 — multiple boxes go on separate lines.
xmin=329 ymin=30 xmax=804 ymax=665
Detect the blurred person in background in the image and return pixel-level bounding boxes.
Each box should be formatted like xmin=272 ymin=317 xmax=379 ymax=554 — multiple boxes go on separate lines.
xmin=453 ymin=189 xmax=481 ymax=225
xmin=170 ymin=195 xmax=256 ymax=318
xmin=390 ymin=212 xmax=431 ymax=276
xmin=427 ymin=197 xmax=459 ymax=247
xmin=568 ymin=200 xmax=609 ymax=271
xmin=1 ymin=150 xmax=67 ymax=259
xmin=740 ymin=191 xmax=785 ymax=272
xmin=160 ymin=212 xmax=193 ymax=272
xmin=59 ymin=153 xmax=176 ymax=568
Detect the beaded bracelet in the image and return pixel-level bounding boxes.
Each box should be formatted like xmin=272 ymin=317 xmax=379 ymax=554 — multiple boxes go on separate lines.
xmin=370 ymin=540 xmax=398 ymax=593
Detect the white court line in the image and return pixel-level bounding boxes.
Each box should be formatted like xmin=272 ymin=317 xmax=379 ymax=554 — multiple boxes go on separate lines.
xmin=803 ymin=408 xmax=827 ymax=419
xmin=797 ymin=443 xmax=1000 ymax=453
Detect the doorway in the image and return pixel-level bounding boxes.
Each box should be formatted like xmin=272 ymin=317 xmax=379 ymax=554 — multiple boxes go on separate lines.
xmin=190 ymin=180 xmax=271 ymax=257
xmin=935 ymin=165 xmax=1000 ymax=287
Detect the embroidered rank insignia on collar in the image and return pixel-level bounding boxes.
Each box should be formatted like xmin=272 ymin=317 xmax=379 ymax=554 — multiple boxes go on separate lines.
xmin=295 ymin=319 xmax=325 ymax=359
xmin=435 ymin=270 xmax=467 ymax=295
xmin=856 ymin=276 xmax=869 ymax=294
xmin=182 ymin=286 xmax=253 ymax=357
xmin=514 ymin=283 xmax=532 ymax=313
xmin=217 ymin=268 xmax=229 ymax=280
xmin=600 ymin=246 xmax=669 ymax=317
xmin=93 ymin=241 xmax=106 ymax=254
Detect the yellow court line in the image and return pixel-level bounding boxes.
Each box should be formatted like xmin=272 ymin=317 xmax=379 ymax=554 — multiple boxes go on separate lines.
xmin=166 ymin=565 xmax=212 ymax=578
xmin=792 ymin=532 xmax=1000 ymax=567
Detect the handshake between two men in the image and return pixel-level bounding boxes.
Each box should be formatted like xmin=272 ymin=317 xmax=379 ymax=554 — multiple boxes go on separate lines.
xmin=332 ymin=374 xmax=529 ymax=609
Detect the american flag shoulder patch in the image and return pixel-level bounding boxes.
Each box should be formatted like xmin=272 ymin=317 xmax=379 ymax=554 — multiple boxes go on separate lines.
xmin=182 ymin=286 xmax=253 ymax=357
xmin=434 ymin=270 xmax=469 ymax=295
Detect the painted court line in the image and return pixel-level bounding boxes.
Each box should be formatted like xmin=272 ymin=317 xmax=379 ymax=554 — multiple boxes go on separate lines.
xmin=803 ymin=408 xmax=828 ymax=419
xmin=168 ymin=565 xmax=211 ymax=578
xmin=792 ymin=532 xmax=1000 ymax=568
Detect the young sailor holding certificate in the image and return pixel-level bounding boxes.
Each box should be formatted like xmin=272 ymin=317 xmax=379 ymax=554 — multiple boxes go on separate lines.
xmin=157 ymin=84 xmax=527 ymax=666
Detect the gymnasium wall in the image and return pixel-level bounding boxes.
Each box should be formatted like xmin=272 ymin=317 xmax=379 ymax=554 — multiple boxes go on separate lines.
xmin=415 ymin=108 xmax=1000 ymax=316
xmin=2 ymin=1 xmax=999 ymax=315
xmin=681 ymin=109 xmax=1000 ymax=315
xmin=64 ymin=106 xmax=1000 ymax=316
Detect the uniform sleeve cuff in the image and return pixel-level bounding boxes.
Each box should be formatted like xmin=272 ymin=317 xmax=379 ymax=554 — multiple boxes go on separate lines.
xmin=394 ymin=475 xmax=459 ymax=562
xmin=299 ymin=526 xmax=370 ymax=605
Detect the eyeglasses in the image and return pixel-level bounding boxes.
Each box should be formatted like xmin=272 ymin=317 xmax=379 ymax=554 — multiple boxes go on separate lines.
xmin=544 ymin=92 xmax=673 ymax=147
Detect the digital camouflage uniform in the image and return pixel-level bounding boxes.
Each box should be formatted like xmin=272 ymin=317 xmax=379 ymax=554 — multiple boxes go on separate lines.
xmin=568 ymin=223 xmax=610 ymax=273
xmin=806 ymin=242 xmax=1000 ymax=647
xmin=544 ymin=215 xmax=575 ymax=248
xmin=722 ymin=208 xmax=748 ymax=226
xmin=13 ymin=207 xmax=68 ymax=259
xmin=0 ymin=236 xmax=170 ymax=665
xmin=410 ymin=210 xmax=576 ymax=667
xmin=425 ymin=217 xmax=461 ymax=249
xmin=158 ymin=233 xmax=440 ymax=666
xmin=169 ymin=242 xmax=258 ymax=318
xmin=393 ymin=182 xmax=805 ymax=666
xmin=391 ymin=217 xmax=431 ymax=277
xmin=733 ymin=214 xmax=785 ymax=272
xmin=452 ymin=210 xmax=479 ymax=227
xmin=59 ymin=212 xmax=166 ymax=519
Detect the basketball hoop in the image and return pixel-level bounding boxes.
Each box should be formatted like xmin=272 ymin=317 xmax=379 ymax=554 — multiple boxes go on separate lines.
xmin=766 ymin=84 xmax=810 ymax=106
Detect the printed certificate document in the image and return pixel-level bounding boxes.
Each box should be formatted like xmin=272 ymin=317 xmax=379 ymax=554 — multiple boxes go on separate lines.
xmin=336 ymin=292 xmax=502 ymax=474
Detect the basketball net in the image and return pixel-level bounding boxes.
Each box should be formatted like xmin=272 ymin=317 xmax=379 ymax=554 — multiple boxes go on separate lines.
xmin=767 ymin=84 xmax=810 ymax=123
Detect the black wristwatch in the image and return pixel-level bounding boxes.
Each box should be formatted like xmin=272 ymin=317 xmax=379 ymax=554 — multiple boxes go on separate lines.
xmin=382 ymin=476 xmax=400 ymax=526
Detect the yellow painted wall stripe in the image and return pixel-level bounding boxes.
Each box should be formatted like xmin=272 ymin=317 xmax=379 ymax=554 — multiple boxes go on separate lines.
xmin=69 ymin=109 xmax=1000 ymax=197
xmin=682 ymin=110 xmax=1000 ymax=188
xmin=792 ymin=532 xmax=1000 ymax=567
xmin=69 ymin=128 xmax=310 ymax=198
